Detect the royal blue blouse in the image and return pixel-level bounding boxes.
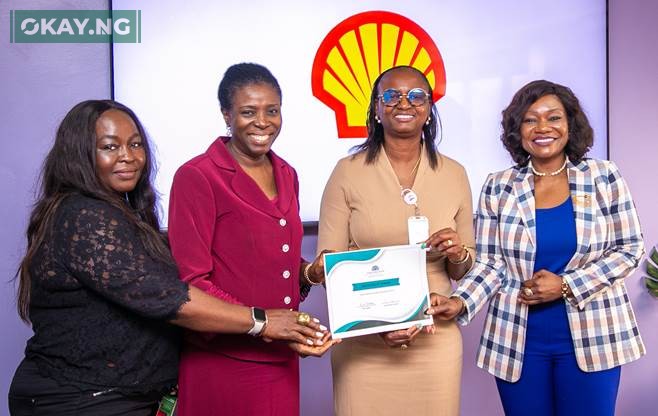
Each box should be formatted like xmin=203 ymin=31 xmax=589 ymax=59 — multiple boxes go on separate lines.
xmin=534 ymin=196 xmax=577 ymax=274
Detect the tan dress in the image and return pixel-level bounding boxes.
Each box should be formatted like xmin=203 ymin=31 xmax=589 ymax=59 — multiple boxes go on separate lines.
xmin=318 ymin=149 xmax=475 ymax=416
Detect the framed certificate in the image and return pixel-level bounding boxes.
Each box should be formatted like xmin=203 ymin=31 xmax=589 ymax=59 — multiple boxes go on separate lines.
xmin=324 ymin=245 xmax=433 ymax=339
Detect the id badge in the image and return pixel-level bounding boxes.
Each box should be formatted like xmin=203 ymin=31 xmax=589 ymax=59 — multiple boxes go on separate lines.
xmin=407 ymin=216 xmax=429 ymax=245
xmin=156 ymin=394 xmax=177 ymax=416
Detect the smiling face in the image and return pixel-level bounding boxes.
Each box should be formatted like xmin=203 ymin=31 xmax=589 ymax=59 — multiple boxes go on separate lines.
xmin=95 ymin=109 xmax=146 ymax=194
xmin=520 ymin=94 xmax=569 ymax=166
xmin=222 ymin=82 xmax=282 ymax=161
xmin=376 ymin=67 xmax=431 ymax=140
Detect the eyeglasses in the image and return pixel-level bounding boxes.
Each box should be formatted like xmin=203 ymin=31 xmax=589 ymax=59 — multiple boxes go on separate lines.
xmin=378 ymin=88 xmax=430 ymax=107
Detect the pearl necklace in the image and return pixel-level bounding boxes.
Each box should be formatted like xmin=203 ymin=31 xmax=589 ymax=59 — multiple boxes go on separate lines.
xmin=529 ymin=157 xmax=568 ymax=177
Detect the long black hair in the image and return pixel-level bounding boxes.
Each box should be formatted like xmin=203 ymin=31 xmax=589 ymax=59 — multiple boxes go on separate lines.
xmin=16 ymin=100 xmax=171 ymax=322
xmin=352 ymin=65 xmax=441 ymax=169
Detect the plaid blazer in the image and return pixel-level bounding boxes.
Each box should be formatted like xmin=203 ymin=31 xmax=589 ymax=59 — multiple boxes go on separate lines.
xmin=453 ymin=158 xmax=645 ymax=382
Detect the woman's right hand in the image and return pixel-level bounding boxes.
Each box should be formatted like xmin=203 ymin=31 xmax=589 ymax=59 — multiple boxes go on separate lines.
xmin=261 ymin=309 xmax=328 ymax=345
xmin=305 ymin=249 xmax=334 ymax=285
xmin=378 ymin=325 xmax=423 ymax=348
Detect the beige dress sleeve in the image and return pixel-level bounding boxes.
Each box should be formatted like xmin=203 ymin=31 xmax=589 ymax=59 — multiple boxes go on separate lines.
xmin=317 ymin=156 xmax=352 ymax=253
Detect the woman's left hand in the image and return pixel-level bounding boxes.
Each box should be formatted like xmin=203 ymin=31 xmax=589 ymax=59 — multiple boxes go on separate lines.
xmin=519 ymin=269 xmax=563 ymax=305
xmin=425 ymin=292 xmax=464 ymax=322
xmin=288 ymin=332 xmax=341 ymax=357
xmin=423 ymin=228 xmax=466 ymax=263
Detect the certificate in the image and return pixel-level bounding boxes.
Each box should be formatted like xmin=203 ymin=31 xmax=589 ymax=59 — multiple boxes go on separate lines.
xmin=324 ymin=245 xmax=433 ymax=339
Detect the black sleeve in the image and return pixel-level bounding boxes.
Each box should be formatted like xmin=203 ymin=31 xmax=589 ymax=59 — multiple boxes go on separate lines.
xmin=54 ymin=197 xmax=189 ymax=320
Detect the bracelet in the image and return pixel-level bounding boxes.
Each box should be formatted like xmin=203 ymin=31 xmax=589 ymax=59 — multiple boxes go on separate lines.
xmin=448 ymin=245 xmax=470 ymax=265
xmin=561 ymin=279 xmax=571 ymax=300
xmin=303 ymin=263 xmax=322 ymax=286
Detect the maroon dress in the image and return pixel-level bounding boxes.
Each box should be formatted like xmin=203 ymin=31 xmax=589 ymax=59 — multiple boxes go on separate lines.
xmin=168 ymin=137 xmax=305 ymax=415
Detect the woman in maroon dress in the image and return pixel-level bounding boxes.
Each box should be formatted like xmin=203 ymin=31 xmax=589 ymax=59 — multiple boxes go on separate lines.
xmin=168 ymin=63 xmax=335 ymax=415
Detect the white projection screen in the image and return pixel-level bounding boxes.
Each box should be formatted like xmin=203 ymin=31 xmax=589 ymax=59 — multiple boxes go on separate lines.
xmin=112 ymin=0 xmax=607 ymax=224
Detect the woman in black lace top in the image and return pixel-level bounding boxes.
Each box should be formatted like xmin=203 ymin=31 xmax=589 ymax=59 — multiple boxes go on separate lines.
xmin=8 ymin=100 xmax=329 ymax=416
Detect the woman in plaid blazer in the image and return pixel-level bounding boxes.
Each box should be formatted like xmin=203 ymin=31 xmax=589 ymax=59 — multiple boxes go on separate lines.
xmin=429 ymin=80 xmax=645 ymax=416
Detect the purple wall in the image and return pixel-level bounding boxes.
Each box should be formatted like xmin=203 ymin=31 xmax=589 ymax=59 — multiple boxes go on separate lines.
xmin=608 ymin=1 xmax=658 ymax=414
xmin=1 ymin=1 xmax=656 ymax=415
xmin=0 ymin=0 xmax=111 ymax=411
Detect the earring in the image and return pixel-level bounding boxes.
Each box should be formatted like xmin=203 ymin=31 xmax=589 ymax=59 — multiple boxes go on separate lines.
xmin=375 ymin=115 xmax=381 ymax=124
xmin=226 ymin=125 xmax=232 ymax=136
xmin=425 ymin=117 xmax=431 ymax=125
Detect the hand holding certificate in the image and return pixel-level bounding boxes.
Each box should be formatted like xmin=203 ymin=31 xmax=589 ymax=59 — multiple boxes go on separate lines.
xmin=324 ymin=245 xmax=432 ymax=339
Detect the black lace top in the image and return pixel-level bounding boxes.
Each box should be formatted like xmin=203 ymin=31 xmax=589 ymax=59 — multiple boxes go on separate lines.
xmin=24 ymin=194 xmax=190 ymax=394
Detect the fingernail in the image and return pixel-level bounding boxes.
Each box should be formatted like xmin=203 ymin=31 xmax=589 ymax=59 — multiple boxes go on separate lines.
xmin=316 ymin=331 xmax=324 ymax=338
xmin=307 ymin=338 xmax=314 ymax=345
xmin=415 ymin=323 xmax=422 ymax=330
xmin=316 ymin=339 xmax=324 ymax=346
xmin=313 ymin=318 xmax=320 ymax=323
xmin=320 ymin=325 xmax=328 ymax=331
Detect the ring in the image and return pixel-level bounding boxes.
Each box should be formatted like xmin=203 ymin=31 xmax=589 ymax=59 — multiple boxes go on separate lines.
xmin=400 ymin=344 xmax=409 ymax=350
xmin=446 ymin=239 xmax=453 ymax=247
xmin=522 ymin=287 xmax=534 ymax=297
xmin=296 ymin=312 xmax=311 ymax=326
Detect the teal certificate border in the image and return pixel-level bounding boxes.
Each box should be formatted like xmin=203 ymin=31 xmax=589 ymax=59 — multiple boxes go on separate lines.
xmin=334 ymin=297 xmax=428 ymax=333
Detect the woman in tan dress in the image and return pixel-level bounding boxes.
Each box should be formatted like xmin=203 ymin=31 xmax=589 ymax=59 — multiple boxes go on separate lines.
xmin=317 ymin=66 xmax=475 ymax=415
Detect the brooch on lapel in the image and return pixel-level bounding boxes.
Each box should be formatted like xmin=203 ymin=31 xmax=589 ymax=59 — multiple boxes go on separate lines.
xmin=571 ymin=194 xmax=592 ymax=207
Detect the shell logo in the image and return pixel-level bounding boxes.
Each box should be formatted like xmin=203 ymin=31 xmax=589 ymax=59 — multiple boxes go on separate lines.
xmin=312 ymin=11 xmax=446 ymax=138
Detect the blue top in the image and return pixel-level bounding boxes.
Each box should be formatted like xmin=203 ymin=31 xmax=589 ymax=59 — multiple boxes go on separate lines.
xmin=534 ymin=197 xmax=577 ymax=274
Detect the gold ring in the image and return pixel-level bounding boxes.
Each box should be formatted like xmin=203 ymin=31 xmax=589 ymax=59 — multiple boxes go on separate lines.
xmin=400 ymin=344 xmax=409 ymax=350
xmin=446 ymin=239 xmax=453 ymax=247
xmin=522 ymin=287 xmax=534 ymax=297
xmin=296 ymin=312 xmax=311 ymax=326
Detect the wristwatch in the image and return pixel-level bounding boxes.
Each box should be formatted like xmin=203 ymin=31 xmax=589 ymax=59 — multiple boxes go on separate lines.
xmin=247 ymin=307 xmax=267 ymax=337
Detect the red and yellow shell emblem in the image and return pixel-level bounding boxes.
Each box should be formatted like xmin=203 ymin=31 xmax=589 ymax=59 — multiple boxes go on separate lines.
xmin=312 ymin=11 xmax=446 ymax=138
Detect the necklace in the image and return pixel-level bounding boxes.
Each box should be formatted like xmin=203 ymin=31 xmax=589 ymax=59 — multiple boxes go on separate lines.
xmin=384 ymin=145 xmax=423 ymax=215
xmin=408 ymin=152 xmax=422 ymax=180
xmin=529 ymin=157 xmax=568 ymax=177
xmin=397 ymin=151 xmax=422 ymax=188
xmin=399 ymin=152 xmax=422 ymax=215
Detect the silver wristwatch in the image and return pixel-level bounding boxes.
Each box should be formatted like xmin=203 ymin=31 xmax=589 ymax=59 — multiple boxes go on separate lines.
xmin=247 ymin=307 xmax=267 ymax=337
